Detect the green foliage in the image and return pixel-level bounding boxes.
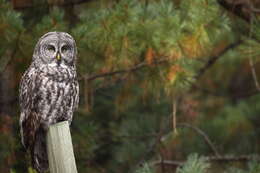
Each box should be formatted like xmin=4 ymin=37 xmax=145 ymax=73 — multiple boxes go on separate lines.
xmin=135 ymin=163 xmax=154 ymax=173
xmin=198 ymin=94 xmax=260 ymax=154
xmin=176 ymin=154 xmax=210 ymax=173
xmin=225 ymin=160 xmax=260 ymax=173
xmin=73 ymin=0 xmax=232 ymax=97
xmin=34 ymin=7 xmax=68 ymax=35
xmin=27 ymin=167 xmax=37 ymax=173
xmin=0 ymin=0 xmax=23 ymax=38
xmin=0 ymin=0 xmax=23 ymax=72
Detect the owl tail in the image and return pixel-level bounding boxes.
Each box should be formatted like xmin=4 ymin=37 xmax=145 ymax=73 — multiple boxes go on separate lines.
xmin=31 ymin=128 xmax=49 ymax=173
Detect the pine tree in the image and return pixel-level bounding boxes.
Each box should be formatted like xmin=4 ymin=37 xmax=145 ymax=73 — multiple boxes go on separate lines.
xmin=1 ymin=0 xmax=260 ymax=172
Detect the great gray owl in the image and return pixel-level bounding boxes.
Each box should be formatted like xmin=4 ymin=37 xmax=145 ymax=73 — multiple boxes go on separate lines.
xmin=19 ymin=32 xmax=79 ymax=173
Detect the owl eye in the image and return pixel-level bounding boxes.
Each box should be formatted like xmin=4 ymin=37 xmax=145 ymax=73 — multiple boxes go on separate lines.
xmin=61 ymin=45 xmax=71 ymax=53
xmin=46 ymin=45 xmax=55 ymax=52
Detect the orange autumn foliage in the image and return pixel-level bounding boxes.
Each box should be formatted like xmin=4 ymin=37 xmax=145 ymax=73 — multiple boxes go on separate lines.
xmin=167 ymin=65 xmax=183 ymax=84
xmin=180 ymin=35 xmax=205 ymax=58
xmin=145 ymin=47 xmax=154 ymax=65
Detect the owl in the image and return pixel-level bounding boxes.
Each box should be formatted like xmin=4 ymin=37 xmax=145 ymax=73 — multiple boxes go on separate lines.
xmin=19 ymin=32 xmax=79 ymax=173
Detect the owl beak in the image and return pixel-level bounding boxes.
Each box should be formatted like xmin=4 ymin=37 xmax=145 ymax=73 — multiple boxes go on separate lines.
xmin=56 ymin=53 xmax=61 ymax=61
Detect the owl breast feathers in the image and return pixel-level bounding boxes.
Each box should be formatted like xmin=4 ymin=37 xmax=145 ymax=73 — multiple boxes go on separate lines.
xmin=19 ymin=32 xmax=79 ymax=173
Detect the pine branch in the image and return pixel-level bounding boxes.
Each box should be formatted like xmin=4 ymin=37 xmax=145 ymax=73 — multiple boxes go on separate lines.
xmin=177 ymin=123 xmax=220 ymax=157
xmin=82 ymin=57 xmax=170 ymax=81
xmin=130 ymin=116 xmax=169 ymax=173
xmin=217 ymin=0 xmax=260 ymax=43
xmin=216 ymin=0 xmax=260 ymax=22
xmin=86 ymin=62 xmax=146 ymax=81
xmin=195 ymin=40 xmax=243 ymax=79
xmin=152 ymin=155 xmax=260 ymax=166
xmin=205 ymin=155 xmax=260 ymax=162
xmin=187 ymin=40 xmax=243 ymax=98
xmin=249 ymin=55 xmax=260 ymax=92
xmin=248 ymin=22 xmax=260 ymax=93
xmin=116 ymin=134 xmax=157 ymax=139
xmin=153 ymin=160 xmax=184 ymax=166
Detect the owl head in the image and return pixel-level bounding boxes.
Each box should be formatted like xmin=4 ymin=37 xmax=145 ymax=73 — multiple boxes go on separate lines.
xmin=32 ymin=32 xmax=77 ymax=68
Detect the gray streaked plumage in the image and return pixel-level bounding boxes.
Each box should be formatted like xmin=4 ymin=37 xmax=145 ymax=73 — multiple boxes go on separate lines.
xmin=19 ymin=32 xmax=79 ymax=173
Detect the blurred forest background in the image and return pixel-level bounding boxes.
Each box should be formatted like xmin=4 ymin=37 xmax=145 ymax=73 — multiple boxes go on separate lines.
xmin=1 ymin=0 xmax=260 ymax=172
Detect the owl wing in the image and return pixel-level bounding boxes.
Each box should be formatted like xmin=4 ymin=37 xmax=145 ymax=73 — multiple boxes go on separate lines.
xmin=19 ymin=67 xmax=41 ymax=149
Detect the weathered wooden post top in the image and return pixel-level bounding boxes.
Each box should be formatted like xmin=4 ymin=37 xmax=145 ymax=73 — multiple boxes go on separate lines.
xmin=47 ymin=121 xmax=78 ymax=173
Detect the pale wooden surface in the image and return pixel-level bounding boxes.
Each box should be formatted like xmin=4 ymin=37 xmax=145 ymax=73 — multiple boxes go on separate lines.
xmin=47 ymin=121 xmax=78 ymax=173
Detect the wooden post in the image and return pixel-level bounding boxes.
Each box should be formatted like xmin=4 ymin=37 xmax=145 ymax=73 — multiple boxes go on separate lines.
xmin=47 ymin=121 xmax=78 ymax=173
